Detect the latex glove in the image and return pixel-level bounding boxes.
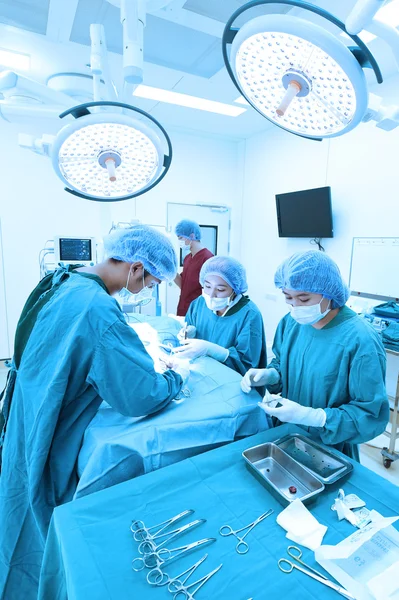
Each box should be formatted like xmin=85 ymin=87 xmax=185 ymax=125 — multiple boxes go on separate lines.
xmin=177 ymin=324 xmax=197 ymax=342
xmin=258 ymin=397 xmax=326 ymax=428
xmin=241 ymin=368 xmax=280 ymax=393
xmin=171 ymin=362 xmax=190 ymax=386
xmin=172 ymin=339 xmax=229 ymax=362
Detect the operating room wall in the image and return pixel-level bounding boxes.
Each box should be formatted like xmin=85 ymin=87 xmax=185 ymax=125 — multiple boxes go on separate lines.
xmin=0 ymin=123 xmax=243 ymax=355
xmin=240 ymin=75 xmax=399 ymax=345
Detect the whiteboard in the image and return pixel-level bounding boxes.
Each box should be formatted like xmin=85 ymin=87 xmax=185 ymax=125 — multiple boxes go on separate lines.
xmin=349 ymin=237 xmax=399 ymax=300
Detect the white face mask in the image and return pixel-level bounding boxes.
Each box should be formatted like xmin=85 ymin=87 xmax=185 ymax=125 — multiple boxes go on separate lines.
xmin=178 ymin=239 xmax=189 ymax=249
xmin=290 ymin=298 xmax=331 ymax=325
xmin=202 ymin=290 xmax=230 ymax=312
xmin=119 ymin=271 xmax=155 ymax=305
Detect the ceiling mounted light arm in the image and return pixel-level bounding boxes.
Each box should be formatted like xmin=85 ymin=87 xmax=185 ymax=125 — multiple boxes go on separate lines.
xmin=367 ymin=19 xmax=399 ymax=68
xmin=346 ymin=0 xmax=387 ymax=35
xmin=90 ymin=24 xmax=118 ymax=102
xmin=53 ymin=101 xmax=173 ymax=202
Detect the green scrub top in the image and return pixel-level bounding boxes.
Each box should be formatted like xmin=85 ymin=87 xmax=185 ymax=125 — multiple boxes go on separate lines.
xmin=186 ymin=295 xmax=267 ymax=375
xmin=268 ymin=306 xmax=390 ymax=459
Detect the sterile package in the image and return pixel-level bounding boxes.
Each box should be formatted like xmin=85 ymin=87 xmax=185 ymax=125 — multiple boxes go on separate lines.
xmin=315 ymin=511 xmax=399 ymax=600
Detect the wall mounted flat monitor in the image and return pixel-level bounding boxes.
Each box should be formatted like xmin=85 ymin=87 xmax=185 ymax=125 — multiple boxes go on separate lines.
xmin=54 ymin=236 xmax=96 ymax=266
xmin=275 ymin=186 xmax=333 ymax=238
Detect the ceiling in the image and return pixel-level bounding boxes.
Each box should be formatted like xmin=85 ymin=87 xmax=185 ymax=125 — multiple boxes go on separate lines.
xmin=0 ymin=0 xmax=397 ymax=139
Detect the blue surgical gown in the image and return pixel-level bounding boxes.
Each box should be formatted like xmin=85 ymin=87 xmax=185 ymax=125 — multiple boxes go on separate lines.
xmin=267 ymin=306 xmax=390 ymax=459
xmin=0 ymin=269 xmax=182 ymax=599
xmin=185 ymin=295 xmax=267 ymax=375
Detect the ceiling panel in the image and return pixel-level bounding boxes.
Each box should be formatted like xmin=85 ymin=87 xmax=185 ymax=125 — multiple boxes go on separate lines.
xmin=183 ymin=0 xmax=292 ymax=24
xmin=0 ymin=0 xmax=49 ymax=34
xmin=71 ymin=0 xmax=224 ymax=78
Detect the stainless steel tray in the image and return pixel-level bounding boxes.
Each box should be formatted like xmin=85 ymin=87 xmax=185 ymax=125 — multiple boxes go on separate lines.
xmin=242 ymin=442 xmax=325 ymax=506
xmin=274 ymin=433 xmax=353 ymax=484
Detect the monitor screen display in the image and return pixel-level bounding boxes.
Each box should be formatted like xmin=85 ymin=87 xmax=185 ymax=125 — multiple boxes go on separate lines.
xmin=275 ymin=186 xmax=333 ymax=238
xmin=59 ymin=238 xmax=92 ymax=261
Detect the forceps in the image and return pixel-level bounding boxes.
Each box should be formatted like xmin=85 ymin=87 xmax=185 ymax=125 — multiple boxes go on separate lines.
xmin=143 ymin=537 xmax=216 ymax=582
xmin=138 ymin=520 xmax=206 ymax=556
xmin=131 ymin=509 xmax=194 ymax=542
xmin=219 ymin=509 xmax=274 ymax=554
xmin=147 ymin=554 xmax=208 ymax=588
xmin=171 ymin=564 xmax=222 ymax=600
xmin=278 ymin=546 xmax=356 ymax=600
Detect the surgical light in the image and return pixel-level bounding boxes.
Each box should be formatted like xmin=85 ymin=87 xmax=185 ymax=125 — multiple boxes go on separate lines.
xmin=51 ymin=101 xmax=172 ymax=202
xmin=223 ymin=0 xmax=383 ymax=140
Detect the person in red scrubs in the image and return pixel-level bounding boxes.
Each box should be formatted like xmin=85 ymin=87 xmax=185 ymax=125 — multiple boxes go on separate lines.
xmin=174 ymin=219 xmax=214 ymax=316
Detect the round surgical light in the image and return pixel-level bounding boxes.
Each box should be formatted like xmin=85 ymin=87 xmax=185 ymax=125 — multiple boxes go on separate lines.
xmin=227 ymin=13 xmax=370 ymax=139
xmin=52 ymin=102 xmax=172 ymax=201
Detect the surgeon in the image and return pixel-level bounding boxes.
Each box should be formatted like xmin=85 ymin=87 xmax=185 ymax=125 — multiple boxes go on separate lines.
xmin=174 ymin=219 xmax=214 ymax=316
xmin=173 ymin=256 xmax=267 ymax=377
xmin=0 ymin=225 xmax=187 ymax=599
xmin=241 ymin=250 xmax=389 ymax=460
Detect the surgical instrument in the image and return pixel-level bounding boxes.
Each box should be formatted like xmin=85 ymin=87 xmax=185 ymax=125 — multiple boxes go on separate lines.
xmin=131 ymin=509 xmax=194 ymax=542
xmin=138 ymin=519 xmax=206 ymax=556
xmin=278 ymin=547 xmax=356 ymax=600
xmin=219 ymin=509 xmax=274 ymax=554
xmin=172 ymin=564 xmax=223 ymax=600
xmin=132 ymin=537 xmax=216 ymax=575
xmin=147 ymin=554 xmax=208 ymax=587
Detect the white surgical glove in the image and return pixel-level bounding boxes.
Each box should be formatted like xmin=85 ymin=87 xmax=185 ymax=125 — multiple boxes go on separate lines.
xmin=172 ymin=339 xmax=229 ymax=362
xmin=177 ymin=324 xmax=197 ymax=342
xmin=171 ymin=362 xmax=190 ymax=386
xmin=258 ymin=397 xmax=326 ymax=428
xmin=241 ymin=368 xmax=280 ymax=393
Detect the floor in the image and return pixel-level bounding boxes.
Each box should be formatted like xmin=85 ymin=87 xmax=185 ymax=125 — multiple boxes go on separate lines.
xmin=0 ymin=361 xmax=398 ymax=486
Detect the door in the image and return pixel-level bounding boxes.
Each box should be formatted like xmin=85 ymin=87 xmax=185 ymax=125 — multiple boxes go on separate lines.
xmin=166 ymin=203 xmax=231 ymax=315
xmin=0 ymin=219 xmax=10 ymax=359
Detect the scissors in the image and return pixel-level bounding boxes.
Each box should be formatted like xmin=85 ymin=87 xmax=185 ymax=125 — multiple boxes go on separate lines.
xmin=278 ymin=546 xmax=356 ymax=600
xmin=219 ymin=509 xmax=274 ymax=554
xmin=171 ymin=564 xmax=222 ymax=600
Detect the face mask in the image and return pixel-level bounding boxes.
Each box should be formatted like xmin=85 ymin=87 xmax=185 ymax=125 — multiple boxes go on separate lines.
xmin=202 ymin=290 xmax=230 ymax=312
xmin=119 ymin=270 xmax=155 ymax=305
xmin=178 ymin=240 xmax=188 ymax=249
xmin=290 ymin=298 xmax=331 ymax=325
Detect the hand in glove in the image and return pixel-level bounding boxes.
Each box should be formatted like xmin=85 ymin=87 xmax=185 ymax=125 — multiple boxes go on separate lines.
xmin=258 ymin=397 xmax=326 ymax=428
xmin=241 ymin=368 xmax=280 ymax=393
xmin=172 ymin=339 xmax=229 ymax=362
xmin=177 ymin=324 xmax=197 ymax=342
xmin=172 ymin=362 xmax=191 ymax=386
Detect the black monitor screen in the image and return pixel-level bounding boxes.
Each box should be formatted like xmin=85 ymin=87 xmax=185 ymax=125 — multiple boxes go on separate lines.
xmin=59 ymin=238 xmax=92 ymax=261
xmin=276 ymin=186 xmax=333 ymax=238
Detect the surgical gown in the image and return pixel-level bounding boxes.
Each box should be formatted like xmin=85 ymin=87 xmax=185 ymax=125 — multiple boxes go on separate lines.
xmin=185 ymin=295 xmax=267 ymax=375
xmin=267 ymin=306 xmax=389 ymax=459
xmin=0 ymin=267 xmax=182 ymax=599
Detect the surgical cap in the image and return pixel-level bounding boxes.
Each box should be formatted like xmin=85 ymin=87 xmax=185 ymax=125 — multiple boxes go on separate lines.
xmin=175 ymin=219 xmax=201 ymax=241
xmin=274 ymin=250 xmax=350 ymax=309
xmin=104 ymin=225 xmax=177 ymax=281
xmin=200 ymin=256 xmax=248 ymax=295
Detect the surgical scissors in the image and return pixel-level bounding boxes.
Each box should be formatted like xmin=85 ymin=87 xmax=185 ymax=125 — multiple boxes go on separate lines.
xmin=278 ymin=546 xmax=356 ymax=600
xmin=219 ymin=509 xmax=274 ymax=554
xmin=131 ymin=509 xmax=194 ymax=542
xmin=171 ymin=564 xmax=223 ymax=600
